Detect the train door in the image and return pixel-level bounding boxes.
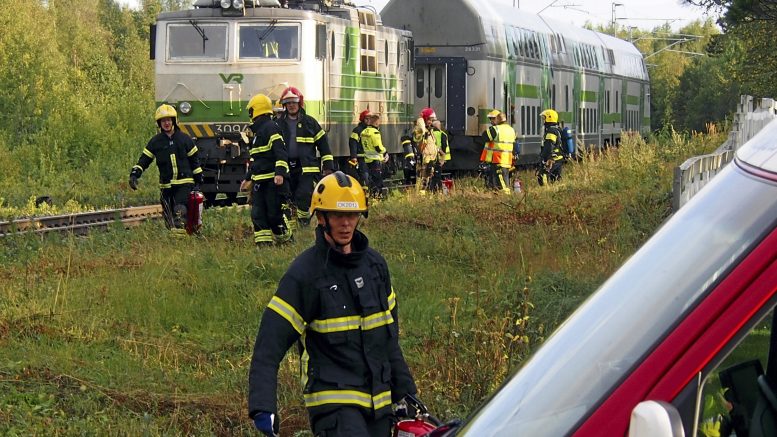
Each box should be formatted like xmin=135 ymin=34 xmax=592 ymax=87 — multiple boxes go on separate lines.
xmin=415 ymin=63 xmax=447 ymax=123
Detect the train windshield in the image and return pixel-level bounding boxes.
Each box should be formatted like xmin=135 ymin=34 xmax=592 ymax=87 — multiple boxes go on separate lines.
xmin=238 ymin=23 xmax=300 ymax=60
xmin=167 ymin=22 xmax=227 ymax=61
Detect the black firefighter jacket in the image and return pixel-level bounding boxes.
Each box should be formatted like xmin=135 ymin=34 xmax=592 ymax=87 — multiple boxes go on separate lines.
xmin=245 ymin=115 xmax=289 ymax=182
xmin=248 ymin=227 xmax=417 ymax=419
xmin=131 ymin=129 xmax=203 ymax=188
xmin=276 ymin=109 xmax=334 ymax=174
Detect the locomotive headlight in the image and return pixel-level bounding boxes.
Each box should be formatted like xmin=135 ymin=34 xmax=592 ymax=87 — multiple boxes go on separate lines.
xmin=232 ymin=0 xmax=244 ymax=8
xmin=220 ymin=0 xmax=231 ymax=8
xmin=179 ymin=101 xmax=192 ymax=115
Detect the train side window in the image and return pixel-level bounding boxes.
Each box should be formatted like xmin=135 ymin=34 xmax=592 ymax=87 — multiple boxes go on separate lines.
xmin=397 ymin=40 xmax=401 ymax=66
xmin=565 ymin=85 xmax=569 ymax=112
xmin=521 ymin=106 xmax=526 ymax=135
xmin=606 ymin=90 xmax=611 ymax=114
xmin=385 ymin=40 xmax=389 ymax=65
xmin=552 ymin=84 xmax=556 ymax=111
xmin=331 ymin=32 xmax=336 ymax=60
xmin=616 ymin=91 xmax=619 ymax=113
xmin=416 ymin=69 xmax=424 ymax=99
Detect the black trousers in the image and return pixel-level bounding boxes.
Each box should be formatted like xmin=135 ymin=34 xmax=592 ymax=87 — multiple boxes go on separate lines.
xmin=311 ymin=407 xmax=392 ymax=437
xmin=537 ymin=161 xmax=564 ymax=185
xmin=250 ymin=180 xmax=292 ymax=244
xmin=160 ymin=185 xmax=191 ymax=231
xmin=289 ymin=165 xmax=319 ymax=221
xmin=367 ymin=161 xmax=384 ymax=197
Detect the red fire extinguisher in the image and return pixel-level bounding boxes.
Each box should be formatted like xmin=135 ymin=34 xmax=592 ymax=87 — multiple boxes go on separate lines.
xmin=185 ymin=190 xmax=204 ymax=235
xmin=393 ymin=394 xmax=443 ymax=437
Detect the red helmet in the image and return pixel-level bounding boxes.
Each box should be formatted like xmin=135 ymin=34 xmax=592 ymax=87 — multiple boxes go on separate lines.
xmin=359 ymin=109 xmax=372 ymax=122
xmin=420 ymin=107 xmax=437 ymax=122
xmin=280 ymin=86 xmax=304 ymax=108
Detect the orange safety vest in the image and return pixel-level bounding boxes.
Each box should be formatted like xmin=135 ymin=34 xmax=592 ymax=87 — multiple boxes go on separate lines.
xmin=480 ymin=124 xmax=516 ymax=167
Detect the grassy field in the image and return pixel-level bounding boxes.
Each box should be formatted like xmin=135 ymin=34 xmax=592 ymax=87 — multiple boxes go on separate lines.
xmin=0 ymin=131 xmax=724 ymax=435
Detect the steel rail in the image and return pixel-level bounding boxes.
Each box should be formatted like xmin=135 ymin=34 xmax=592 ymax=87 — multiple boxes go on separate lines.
xmin=0 ymin=205 xmax=163 ymax=237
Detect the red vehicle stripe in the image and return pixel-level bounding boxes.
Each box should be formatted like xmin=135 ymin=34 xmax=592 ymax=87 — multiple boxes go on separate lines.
xmin=574 ymin=227 xmax=777 ymax=436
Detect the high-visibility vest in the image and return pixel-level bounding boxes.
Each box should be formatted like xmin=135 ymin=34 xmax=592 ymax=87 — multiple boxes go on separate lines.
xmin=361 ymin=126 xmax=386 ymax=163
xmin=433 ymin=128 xmax=450 ymax=161
xmin=481 ymin=124 xmax=516 ymax=167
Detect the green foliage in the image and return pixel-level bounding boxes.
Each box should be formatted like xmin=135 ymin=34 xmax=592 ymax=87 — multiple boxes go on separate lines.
xmin=0 ymin=0 xmax=156 ymax=209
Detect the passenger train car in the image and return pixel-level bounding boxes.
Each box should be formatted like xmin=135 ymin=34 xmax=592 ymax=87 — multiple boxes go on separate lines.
xmin=151 ymin=0 xmax=649 ymax=199
xmin=151 ymin=0 xmax=413 ymax=203
xmin=382 ymin=0 xmax=651 ymax=170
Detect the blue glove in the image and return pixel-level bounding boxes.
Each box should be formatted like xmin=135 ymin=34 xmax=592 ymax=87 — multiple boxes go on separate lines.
xmin=253 ymin=412 xmax=278 ymax=436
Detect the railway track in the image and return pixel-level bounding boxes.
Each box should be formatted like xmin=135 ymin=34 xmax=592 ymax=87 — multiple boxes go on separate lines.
xmin=0 ymin=205 xmax=164 ymax=237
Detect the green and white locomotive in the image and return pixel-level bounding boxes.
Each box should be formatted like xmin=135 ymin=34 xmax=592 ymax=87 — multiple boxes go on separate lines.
xmin=151 ymin=0 xmax=413 ymax=204
xmin=381 ymin=0 xmax=651 ymax=171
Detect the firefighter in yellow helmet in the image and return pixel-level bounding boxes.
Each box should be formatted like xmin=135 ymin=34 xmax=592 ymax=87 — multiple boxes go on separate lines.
xmin=248 ymin=171 xmax=419 ymax=437
xmin=538 ymin=108 xmax=565 ymax=185
xmin=479 ymin=110 xmax=516 ymax=193
xmin=128 ymin=104 xmax=203 ymax=235
xmin=240 ymin=93 xmax=292 ymax=245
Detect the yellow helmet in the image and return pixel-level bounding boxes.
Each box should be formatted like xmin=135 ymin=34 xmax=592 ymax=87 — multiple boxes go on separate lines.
xmin=246 ymin=94 xmax=273 ymax=118
xmin=487 ymin=109 xmax=501 ymax=119
xmin=540 ymin=109 xmax=559 ymax=124
xmin=310 ymin=171 xmax=368 ymax=218
xmin=154 ymin=104 xmax=177 ymax=122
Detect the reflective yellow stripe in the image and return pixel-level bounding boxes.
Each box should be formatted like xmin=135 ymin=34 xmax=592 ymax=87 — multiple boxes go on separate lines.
xmin=545 ymin=133 xmax=558 ymax=142
xmin=309 ymin=315 xmax=360 ymax=333
xmin=388 ymin=288 xmax=396 ymax=311
xmin=250 ymin=145 xmax=272 ymax=154
xmin=350 ymin=132 xmax=360 ymax=141
xmin=142 ymin=148 xmax=154 ymax=158
xmin=309 ymin=308 xmax=394 ymax=334
xmin=254 ymin=230 xmax=273 ymax=244
xmin=187 ymin=146 xmax=199 ymax=157
xmin=313 ymin=130 xmax=325 ymax=141
xmin=171 ymin=154 xmax=178 ymax=180
xmin=303 ymin=390 xmax=393 ymax=410
xmin=302 ymin=167 xmax=320 ymax=173
xmin=193 ymin=167 xmax=203 ymax=175
xmin=269 ymin=133 xmax=282 ymax=143
xmin=300 ymin=332 xmax=309 ymax=387
xmin=171 ymin=178 xmax=194 ymax=185
xmin=276 ymin=161 xmax=289 ymax=171
xmin=297 ymin=137 xmax=315 ymax=144
xmin=373 ymin=391 xmax=393 ymax=410
xmin=268 ymin=296 xmax=306 ymax=334
xmin=321 ymin=155 xmax=333 ymax=162
xmin=132 ymin=165 xmax=143 ymax=172
xmin=251 ymin=173 xmax=275 ymax=181
xmin=361 ymin=310 xmax=394 ymax=331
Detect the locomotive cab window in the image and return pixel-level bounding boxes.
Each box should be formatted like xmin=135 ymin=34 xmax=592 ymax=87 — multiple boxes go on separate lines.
xmin=239 ymin=23 xmax=300 ymax=60
xmin=168 ymin=22 xmax=227 ymax=61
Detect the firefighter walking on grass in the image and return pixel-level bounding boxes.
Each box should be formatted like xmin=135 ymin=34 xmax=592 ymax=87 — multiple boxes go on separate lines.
xmin=240 ymin=93 xmax=293 ymax=246
xmin=275 ymin=86 xmax=334 ymax=227
xmin=360 ymin=110 xmax=388 ymax=199
xmin=538 ymin=109 xmax=566 ymax=185
xmin=129 ymin=104 xmax=203 ymax=235
xmin=248 ymin=171 xmax=418 ymax=437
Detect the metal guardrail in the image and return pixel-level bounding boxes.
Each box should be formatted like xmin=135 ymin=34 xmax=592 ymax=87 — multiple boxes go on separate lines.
xmin=0 ymin=205 xmax=163 ymax=237
xmin=672 ymin=149 xmax=734 ymax=212
xmin=672 ymin=95 xmax=777 ymax=211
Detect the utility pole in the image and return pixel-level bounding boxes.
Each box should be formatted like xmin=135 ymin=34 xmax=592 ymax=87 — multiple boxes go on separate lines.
xmin=611 ymin=2 xmax=623 ymax=36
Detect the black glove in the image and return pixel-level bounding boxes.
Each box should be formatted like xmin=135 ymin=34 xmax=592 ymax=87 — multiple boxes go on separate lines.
xmin=129 ymin=174 xmax=138 ymax=191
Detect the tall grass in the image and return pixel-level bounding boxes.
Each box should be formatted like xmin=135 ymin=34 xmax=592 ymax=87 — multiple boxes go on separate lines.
xmin=0 ymin=133 xmax=723 ymax=435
